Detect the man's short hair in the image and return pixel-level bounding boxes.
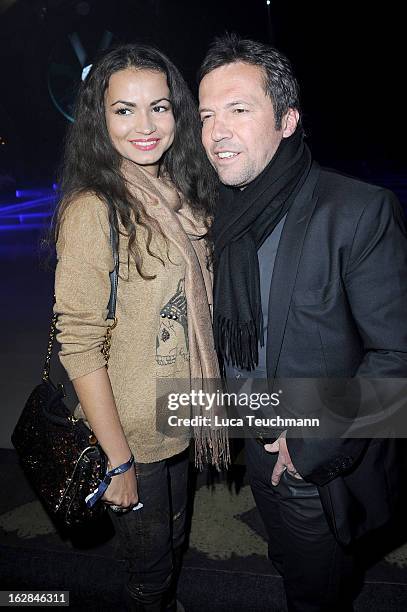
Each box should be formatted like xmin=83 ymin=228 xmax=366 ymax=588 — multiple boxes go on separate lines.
xmin=198 ymin=33 xmax=301 ymax=130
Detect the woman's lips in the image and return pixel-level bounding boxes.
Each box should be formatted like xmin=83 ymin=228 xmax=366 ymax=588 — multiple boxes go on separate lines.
xmin=129 ymin=139 xmax=160 ymax=151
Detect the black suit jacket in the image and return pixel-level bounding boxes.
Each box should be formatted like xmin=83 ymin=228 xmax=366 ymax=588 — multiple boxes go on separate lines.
xmin=266 ymin=162 xmax=407 ymax=544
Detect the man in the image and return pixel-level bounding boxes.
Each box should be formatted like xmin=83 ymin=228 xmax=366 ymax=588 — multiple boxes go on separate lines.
xmin=198 ymin=34 xmax=407 ymax=611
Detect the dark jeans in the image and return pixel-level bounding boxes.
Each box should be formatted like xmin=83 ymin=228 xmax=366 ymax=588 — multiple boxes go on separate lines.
xmin=245 ymin=438 xmax=360 ymax=612
xmin=109 ymin=449 xmax=189 ymax=612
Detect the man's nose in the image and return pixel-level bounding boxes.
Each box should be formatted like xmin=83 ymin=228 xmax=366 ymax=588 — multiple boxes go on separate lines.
xmin=210 ymin=116 xmax=233 ymax=142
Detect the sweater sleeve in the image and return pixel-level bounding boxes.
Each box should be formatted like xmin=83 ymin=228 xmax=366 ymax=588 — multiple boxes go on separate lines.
xmin=54 ymin=194 xmax=115 ymax=381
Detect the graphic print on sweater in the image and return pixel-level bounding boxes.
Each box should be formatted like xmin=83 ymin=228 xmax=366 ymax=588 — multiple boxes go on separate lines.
xmin=156 ymin=278 xmax=189 ymax=375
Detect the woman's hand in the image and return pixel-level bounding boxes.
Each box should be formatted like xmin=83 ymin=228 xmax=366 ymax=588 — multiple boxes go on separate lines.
xmin=102 ymin=464 xmax=139 ymax=509
xmin=71 ymin=367 xmax=139 ymax=509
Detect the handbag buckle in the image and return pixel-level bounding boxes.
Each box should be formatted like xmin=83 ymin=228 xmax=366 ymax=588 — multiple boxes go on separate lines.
xmin=88 ymin=433 xmax=98 ymax=445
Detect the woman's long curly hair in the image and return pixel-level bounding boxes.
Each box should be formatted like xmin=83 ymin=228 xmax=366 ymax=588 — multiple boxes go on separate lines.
xmin=54 ymin=43 xmax=218 ymax=278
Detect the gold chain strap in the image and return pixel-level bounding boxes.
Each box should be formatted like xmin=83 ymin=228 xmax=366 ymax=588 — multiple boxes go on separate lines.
xmin=100 ymin=317 xmax=118 ymax=367
xmin=42 ymin=310 xmax=58 ymax=381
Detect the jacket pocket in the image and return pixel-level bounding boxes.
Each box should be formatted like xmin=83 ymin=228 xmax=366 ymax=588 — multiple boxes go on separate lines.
xmin=292 ymin=280 xmax=343 ymax=307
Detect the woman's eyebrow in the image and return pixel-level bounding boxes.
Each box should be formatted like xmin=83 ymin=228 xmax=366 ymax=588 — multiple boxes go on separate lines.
xmin=110 ymin=100 xmax=136 ymax=107
xmin=110 ymin=97 xmax=171 ymax=107
xmin=150 ymin=97 xmax=171 ymax=106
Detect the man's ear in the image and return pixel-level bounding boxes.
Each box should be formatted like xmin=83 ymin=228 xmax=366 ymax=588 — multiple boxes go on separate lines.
xmin=282 ymin=108 xmax=299 ymax=138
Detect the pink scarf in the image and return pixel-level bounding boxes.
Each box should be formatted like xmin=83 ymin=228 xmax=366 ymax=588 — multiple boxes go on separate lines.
xmin=122 ymin=161 xmax=229 ymax=469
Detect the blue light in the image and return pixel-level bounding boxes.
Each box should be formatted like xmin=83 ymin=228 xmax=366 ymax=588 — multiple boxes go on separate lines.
xmin=15 ymin=189 xmax=54 ymax=199
xmin=0 ymin=196 xmax=55 ymax=214
xmin=0 ymin=224 xmax=50 ymax=231
xmin=82 ymin=64 xmax=93 ymax=81
xmin=0 ymin=188 xmax=57 ymax=234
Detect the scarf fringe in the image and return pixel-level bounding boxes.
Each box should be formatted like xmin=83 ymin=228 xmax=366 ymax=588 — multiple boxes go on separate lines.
xmin=194 ymin=424 xmax=230 ymax=471
xmin=214 ymin=313 xmax=264 ymax=371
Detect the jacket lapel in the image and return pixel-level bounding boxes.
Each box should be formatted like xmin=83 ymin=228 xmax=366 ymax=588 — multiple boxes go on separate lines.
xmin=266 ymin=163 xmax=321 ymax=378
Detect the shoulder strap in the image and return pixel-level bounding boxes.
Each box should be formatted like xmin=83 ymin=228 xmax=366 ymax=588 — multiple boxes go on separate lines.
xmin=107 ymin=223 xmax=119 ymax=320
xmin=42 ymin=224 xmax=120 ymax=381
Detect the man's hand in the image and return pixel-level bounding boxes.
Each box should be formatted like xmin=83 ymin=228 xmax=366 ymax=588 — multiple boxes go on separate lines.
xmin=264 ymin=431 xmax=303 ymax=486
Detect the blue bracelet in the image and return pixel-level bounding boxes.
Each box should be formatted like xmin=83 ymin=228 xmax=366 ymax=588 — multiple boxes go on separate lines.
xmin=85 ymin=454 xmax=135 ymax=508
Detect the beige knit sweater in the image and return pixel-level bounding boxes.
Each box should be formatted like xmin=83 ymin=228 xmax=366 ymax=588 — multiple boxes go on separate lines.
xmin=54 ymin=192 xmax=192 ymax=463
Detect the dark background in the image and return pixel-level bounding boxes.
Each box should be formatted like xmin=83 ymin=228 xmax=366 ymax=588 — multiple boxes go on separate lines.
xmin=0 ymin=0 xmax=405 ymax=189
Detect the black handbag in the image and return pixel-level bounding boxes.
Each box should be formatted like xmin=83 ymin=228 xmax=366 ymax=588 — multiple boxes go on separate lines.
xmin=11 ymin=226 xmax=119 ymax=528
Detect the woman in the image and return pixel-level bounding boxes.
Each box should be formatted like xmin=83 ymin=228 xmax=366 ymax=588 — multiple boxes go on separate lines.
xmin=53 ymin=44 xmax=227 ymax=611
